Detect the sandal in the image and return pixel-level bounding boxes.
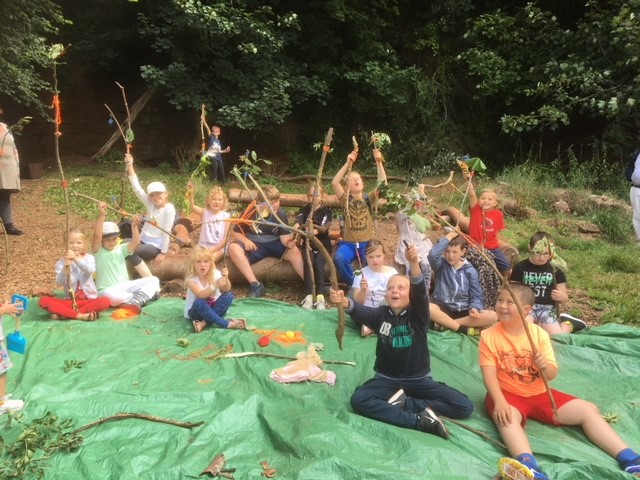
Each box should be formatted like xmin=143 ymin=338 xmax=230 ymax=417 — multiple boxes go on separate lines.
xmin=78 ymin=311 xmax=98 ymax=322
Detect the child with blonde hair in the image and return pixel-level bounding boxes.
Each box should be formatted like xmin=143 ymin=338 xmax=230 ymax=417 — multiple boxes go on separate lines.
xmin=331 ymin=148 xmax=387 ymax=286
xmin=39 ymin=228 xmax=111 ymax=321
xmin=185 ymin=245 xmax=245 ymax=333
xmin=464 ymin=172 xmax=510 ymax=275
xmin=352 ymin=240 xmax=398 ymax=336
xmin=187 ymin=182 xmax=230 ymax=263
xmin=125 ymin=153 xmax=176 ymax=276
xmin=0 ymin=299 xmax=25 ymax=415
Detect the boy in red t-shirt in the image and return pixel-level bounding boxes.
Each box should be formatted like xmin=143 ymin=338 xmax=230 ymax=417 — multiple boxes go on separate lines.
xmin=465 ymin=172 xmax=510 ymax=275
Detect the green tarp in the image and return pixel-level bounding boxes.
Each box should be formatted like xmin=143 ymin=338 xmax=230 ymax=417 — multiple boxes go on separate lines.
xmin=3 ymin=298 xmax=640 ymax=479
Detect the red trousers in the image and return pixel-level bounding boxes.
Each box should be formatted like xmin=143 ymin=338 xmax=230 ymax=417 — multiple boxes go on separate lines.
xmin=39 ymin=296 xmax=111 ymax=320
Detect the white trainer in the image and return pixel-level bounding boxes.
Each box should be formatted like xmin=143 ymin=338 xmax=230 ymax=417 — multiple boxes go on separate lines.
xmin=315 ymin=294 xmax=327 ymax=310
xmin=301 ymin=294 xmax=314 ymax=309
xmin=0 ymin=398 xmax=24 ymax=416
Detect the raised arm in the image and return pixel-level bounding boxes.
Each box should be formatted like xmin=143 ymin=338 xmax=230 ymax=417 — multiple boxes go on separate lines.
xmin=187 ymin=181 xmax=204 ymax=216
xmin=332 ymin=150 xmax=358 ymax=200
xmin=125 ymin=153 xmax=148 ymax=204
xmin=464 ymin=171 xmax=478 ymax=208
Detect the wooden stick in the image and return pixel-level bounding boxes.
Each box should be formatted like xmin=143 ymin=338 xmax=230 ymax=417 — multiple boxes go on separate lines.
xmin=435 ymin=213 xmax=558 ymax=415
xmin=69 ymin=189 xmax=183 ymax=243
xmin=71 ymin=413 xmax=204 ymax=435
xmin=225 ymin=351 xmax=355 ymax=366
xmin=441 ymin=416 xmax=507 ymax=450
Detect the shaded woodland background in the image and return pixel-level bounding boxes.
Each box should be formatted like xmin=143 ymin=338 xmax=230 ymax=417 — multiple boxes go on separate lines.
xmin=2 ymin=0 xmax=640 ymax=177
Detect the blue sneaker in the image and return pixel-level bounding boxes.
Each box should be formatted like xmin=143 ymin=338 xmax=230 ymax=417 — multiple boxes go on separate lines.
xmin=498 ymin=457 xmax=548 ymax=480
xmin=249 ymin=282 xmax=266 ymax=298
xmin=624 ymin=464 xmax=640 ymax=476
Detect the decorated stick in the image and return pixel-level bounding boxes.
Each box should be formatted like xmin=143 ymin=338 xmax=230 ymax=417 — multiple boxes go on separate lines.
xmin=434 ymin=214 xmax=558 ymax=415
xmin=305 ymin=128 xmax=334 ymax=304
xmin=237 ymin=165 xmax=349 ymax=350
xmin=116 ymin=82 xmax=134 ymax=212
xmin=69 ymin=189 xmax=183 ymax=243
xmin=50 ymin=44 xmax=77 ymax=310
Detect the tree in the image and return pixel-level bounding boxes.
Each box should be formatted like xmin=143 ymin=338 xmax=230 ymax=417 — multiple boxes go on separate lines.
xmin=460 ymin=0 xmax=640 ymax=136
xmin=0 ymin=0 xmax=68 ymax=113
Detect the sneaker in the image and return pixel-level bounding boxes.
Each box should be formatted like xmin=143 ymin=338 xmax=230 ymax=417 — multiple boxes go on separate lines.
xmin=249 ymin=282 xmax=266 ymax=298
xmin=122 ymin=291 xmax=150 ymax=311
xmin=388 ymin=389 xmax=407 ymax=409
xmin=498 ymin=457 xmax=548 ymax=480
xmin=0 ymin=398 xmax=24 ymax=416
xmin=301 ymin=294 xmax=314 ymax=309
xmin=624 ymin=464 xmax=640 ymax=475
xmin=416 ymin=407 xmax=449 ymax=439
xmin=314 ymin=294 xmax=326 ymax=310
xmin=559 ymin=313 xmax=587 ymax=333
xmin=4 ymin=224 xmax=23 ymax=236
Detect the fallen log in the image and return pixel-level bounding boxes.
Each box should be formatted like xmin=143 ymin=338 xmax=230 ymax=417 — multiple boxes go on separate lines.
xmin=149 ymin=254 xmax=304 ymax=285
xmin=228 ymin=188 xmax=387 ymax=208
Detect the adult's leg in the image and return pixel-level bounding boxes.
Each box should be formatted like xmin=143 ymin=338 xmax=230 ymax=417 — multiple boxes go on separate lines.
xmin=0 ymin=191 xmax=12 ymax=224
xmin=631 ymin=187 xmax=640 ymax=242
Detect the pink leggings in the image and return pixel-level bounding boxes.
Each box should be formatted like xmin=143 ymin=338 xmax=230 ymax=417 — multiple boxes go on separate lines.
xmin=39 ymin=296 xmax=111 ymax=320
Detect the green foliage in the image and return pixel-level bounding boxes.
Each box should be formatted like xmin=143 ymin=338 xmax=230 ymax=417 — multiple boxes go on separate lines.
xmin=0 ymin=411 xmax=83 ymax=479
xmin=460 ymin=1 xmax=640 ymax=135
xmin=591 ymin=207 xmax=634 ymax=244
xmin=0 ymin=1 xmax=68 ymax=113
xmin=94 ymin=150 xmax=124 ymax=166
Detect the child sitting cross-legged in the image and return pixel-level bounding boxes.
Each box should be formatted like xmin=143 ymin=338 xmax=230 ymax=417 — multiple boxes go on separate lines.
xmin=428 ymin=229 xmax=497 ymax=334
xmin=329 ymin=243 xmax=473 ymax=439
xmin=509 ymin=231 xmax=587 ymax=335
xmin=480 ymin=283 xmax=640 ymax=480
xmin=184 ymin=245 xmax=246 ymax=333
xmin=39 ymin=227 xmax=111 ymax=321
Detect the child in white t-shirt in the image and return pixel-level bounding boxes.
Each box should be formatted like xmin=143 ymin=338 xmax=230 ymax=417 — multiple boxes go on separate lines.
xmin=187 ymin=182 xmax=230 ymax=263
xmin=351 ymin=240 xmax=398 ymax=336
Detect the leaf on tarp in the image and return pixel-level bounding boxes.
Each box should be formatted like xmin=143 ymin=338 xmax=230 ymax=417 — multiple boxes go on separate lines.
xmin=200 ymin=453 xmax=231 ymax=477
xmin=408 ymin=213 xmax=431 ymax=233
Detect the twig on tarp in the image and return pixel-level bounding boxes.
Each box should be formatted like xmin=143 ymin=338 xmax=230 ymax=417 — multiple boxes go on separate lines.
xmin=226 ymin=351 xmax=355 ymax=366
xmin=71 ymin=413 xmax=204 ymax=435
xmin=441 ymin=416 xmax=507 ymax=450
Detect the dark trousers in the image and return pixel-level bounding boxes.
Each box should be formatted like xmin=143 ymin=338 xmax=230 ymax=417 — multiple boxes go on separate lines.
xmin=187 ymin=292 xmax=234 ymax=328
xmin=302 ymin=249 xmax=328 ymax=296
xmin=209 ymin=158 xmax=225 ymax=184
xmin=350 ymin=374 xmax=473 ymax=430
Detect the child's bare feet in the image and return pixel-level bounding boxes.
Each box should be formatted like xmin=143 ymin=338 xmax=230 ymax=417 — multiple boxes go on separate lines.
xmin=227 ymin=318 xmax=247 ymax=330
xmin=192 ymin=320 xmax=206 ymax=333
xmin=77 ymin=311 xmax=98 ymax=322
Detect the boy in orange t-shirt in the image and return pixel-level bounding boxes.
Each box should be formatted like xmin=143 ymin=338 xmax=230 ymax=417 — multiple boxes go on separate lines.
xmin=479 ymin=283 xmax=640 ymax=479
